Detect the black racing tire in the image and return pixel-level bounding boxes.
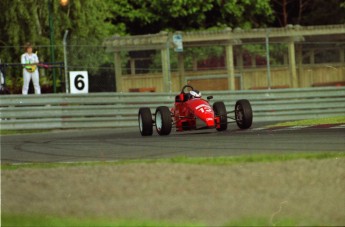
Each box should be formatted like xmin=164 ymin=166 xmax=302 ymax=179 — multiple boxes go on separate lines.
xmin=235 ymin=99 xmax=253 ymax=129
xmin=138 ymin=107 xmax=153 ymax=136
xmin=213 ymin=101 xmax=227 ymax=131
xmin=155 ymin=106 xmax=172 ymax=136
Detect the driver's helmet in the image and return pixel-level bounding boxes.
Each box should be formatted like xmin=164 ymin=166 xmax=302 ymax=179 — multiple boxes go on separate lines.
xmin=189 ymin=90 xmax=201 ymax=99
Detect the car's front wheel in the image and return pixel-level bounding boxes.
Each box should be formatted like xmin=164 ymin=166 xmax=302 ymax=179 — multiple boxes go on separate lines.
xmin=235 ymin=99 xmax=253 ymax=129
xmin=213 ymin=101 xmax=227 ymax=131
xmin=155 ymin=106 xmax=172 ymax=136
xmin=138 ymin=107 xmax=153 ymax=136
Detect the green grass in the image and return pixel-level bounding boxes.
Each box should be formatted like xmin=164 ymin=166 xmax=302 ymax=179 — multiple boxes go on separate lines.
xmin=2 ymin=153 xmax=340 ymax=226
xmin=1 ymin=215 xmax=202 ymax=227
xmin=2 ymin=152 xmax=344 ymax=171
xmin=266 ymin=116 xmax=345 ymax=128
xmin=1 ymin=214 xmax=316 ymax=227
xmin=0 ymin=129 xmax=55 ymax=135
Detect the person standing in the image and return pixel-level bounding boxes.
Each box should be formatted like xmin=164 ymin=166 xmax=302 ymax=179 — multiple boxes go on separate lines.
xmin=21 ymin=42 xmax=41 ymax=95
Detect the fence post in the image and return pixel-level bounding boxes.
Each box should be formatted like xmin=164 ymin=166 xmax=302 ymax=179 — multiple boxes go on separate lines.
xmin=114 ymin=52 xmax=122 ymax=92
xmin=265 ymin=29 xmax=272 ymax=89
xmin=288 ymin=39 xmax=298 ymax=88
xmin=297 ymin=44 xmax=303 ymax=87
xmin=63 ymin=30 xmax=69 ymax=93
xmin=48 ymin=0 xmax=56 ymax=93
xmin=161 ymin=35 xmax=172 ymax=93
xmin=178 ymin=52 xmax=185 ymax=88
xmin=225 ymin=43 xmax=235 ymax=91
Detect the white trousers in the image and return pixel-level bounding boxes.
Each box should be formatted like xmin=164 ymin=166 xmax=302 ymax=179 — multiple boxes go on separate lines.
xmin=22 ymin=69 xmax=41 ymax=95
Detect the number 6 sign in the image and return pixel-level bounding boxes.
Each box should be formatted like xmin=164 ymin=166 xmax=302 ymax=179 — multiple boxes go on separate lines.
xmin=69 ymin=71 xmax=89 ymax=94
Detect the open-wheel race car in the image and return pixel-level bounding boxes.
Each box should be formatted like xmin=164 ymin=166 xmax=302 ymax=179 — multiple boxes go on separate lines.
xmin=138 ymin=85 xmax=253 ymax=136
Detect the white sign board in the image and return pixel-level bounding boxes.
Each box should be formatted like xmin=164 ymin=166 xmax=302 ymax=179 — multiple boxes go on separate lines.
xmin=173 ymin=34 xmax=183 ymax=52
xmin=69 ymin=71 xmax=89 ymax=94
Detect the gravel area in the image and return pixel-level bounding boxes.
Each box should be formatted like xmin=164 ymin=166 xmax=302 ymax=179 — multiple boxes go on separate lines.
xmin=2 ymin=158 xmax=345 ymax=226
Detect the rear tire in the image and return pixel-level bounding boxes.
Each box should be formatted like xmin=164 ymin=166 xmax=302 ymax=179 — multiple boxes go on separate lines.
xmin=213 ymin=101 xmax=227 ymax=131
xmin=155 ymin=106 xmax=172 ymax=136
xmin=235 ymin=99 xmax=253 ymax=129
xmin=138 ymin=107 xmax=153 ymax=136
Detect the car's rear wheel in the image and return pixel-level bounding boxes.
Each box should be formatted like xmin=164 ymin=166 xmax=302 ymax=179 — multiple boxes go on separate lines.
xmin=138 ymin=107 xmax=153 ymax=136
xmin=213 ymin=101 xmax=227 ymax=131
xmin=235 ymin=99 xmax=253 ymax=129
xmin=155 ymin=106 xmax=172 ymax=136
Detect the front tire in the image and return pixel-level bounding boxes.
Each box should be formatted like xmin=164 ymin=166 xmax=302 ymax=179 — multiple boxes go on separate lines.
xmin=138 ymin=108 xmax=153 ymax=136
xmin=213 ymin=101 xmax=227 ymax=131
xmin=155 ymin=106 xmax=172 ymax=136
xmin=235 ymin=99 xmax=253 ymax=129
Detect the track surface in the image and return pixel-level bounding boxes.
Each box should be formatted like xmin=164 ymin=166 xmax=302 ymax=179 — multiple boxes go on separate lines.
xmin=1 ymin=122 xmax=344 ymax=164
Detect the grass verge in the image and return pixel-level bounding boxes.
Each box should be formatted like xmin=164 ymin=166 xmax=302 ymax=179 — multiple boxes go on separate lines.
xmin=266 ymin=116 xmax=345 ymax=128
xmin=1 ymin=215 xmax=202 ymax=227
xmin=2 ymin=152 xmax=344 ymax=170
xmin=1 ymin=214 xmax=315 ymax=227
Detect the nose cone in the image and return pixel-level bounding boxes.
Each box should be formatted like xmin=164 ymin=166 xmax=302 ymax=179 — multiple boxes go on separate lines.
xmin=193 ymin=104 xmax=215 ymax=127
xmin=187 ymin=99 xmax=215 ymax=128
xmin=206 ymin=117 xmax=215 ymax=127
xmin=195 ymin=111 xmax=215 ymax=128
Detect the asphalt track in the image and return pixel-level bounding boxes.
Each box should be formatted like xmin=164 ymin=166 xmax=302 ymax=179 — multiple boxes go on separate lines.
xmin=1 ymin=122 xmax=344 ymax=164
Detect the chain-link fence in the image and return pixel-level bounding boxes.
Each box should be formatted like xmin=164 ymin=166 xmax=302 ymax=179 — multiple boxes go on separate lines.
xmin=1 ymin=38 xmax=344 ymax=94
xmin=0 ymin=43 xmax=116 ymax=94
xmin=111 ymin=40 xmax=344 ymax=91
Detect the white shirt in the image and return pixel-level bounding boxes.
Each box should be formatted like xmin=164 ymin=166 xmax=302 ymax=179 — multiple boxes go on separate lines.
xmin=21 ymin=53 xmax=39 ymax=65
xmin=0 ymin=70 xmax=4 ymax=87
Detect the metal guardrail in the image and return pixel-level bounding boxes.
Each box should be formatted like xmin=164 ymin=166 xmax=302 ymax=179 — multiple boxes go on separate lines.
xmin=1 ymin=87 xmax=344 ymax=130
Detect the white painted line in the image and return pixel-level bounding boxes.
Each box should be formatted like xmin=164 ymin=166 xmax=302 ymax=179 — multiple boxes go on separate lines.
xmin=270 ymin=127 xmax=288 ymax=131
xmin=272 ymin=125 xmax=309 ymax=131
xmin=331 ymin=124 xmax=345 ymax=129
xmin=290 ymin=126 xmax=310 ymax=129
xmin=251 ymin=128 xmax=266 ymax=131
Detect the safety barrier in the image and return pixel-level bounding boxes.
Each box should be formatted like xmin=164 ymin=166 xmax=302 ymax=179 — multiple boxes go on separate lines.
xmin=1 ymin=87 xmax=344 ymax=130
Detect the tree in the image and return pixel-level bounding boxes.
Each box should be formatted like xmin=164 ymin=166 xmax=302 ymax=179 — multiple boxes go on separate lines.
xmin=0 ymin=0 xmax=121 ymax=65
xmin=272 ymin=0 xmax=296 ymax=26
xmin=208 ymin=0 xmax=274 ymax=29
xmin=299 ymin=0 xmax=345 ymax=25
xmin=271 ymin=0 xmax=345 ymax=26
xmin=0 ymin=0 xmax=124 ymax=92
xmin=108 ymin=0 xmax=273 ymax=35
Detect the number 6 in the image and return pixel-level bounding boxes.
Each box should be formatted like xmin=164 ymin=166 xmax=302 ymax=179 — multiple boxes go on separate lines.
xmin=74 ymin=75 xmax=85 ymax=90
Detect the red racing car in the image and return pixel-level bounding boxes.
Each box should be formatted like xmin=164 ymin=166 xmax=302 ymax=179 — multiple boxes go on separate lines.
xmin=138 ymin=85 xmax=253 ymax=136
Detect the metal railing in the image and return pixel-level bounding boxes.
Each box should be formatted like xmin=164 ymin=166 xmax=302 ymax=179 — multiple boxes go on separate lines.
xmin=1 ymin=87 xmax=344 ymax=130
